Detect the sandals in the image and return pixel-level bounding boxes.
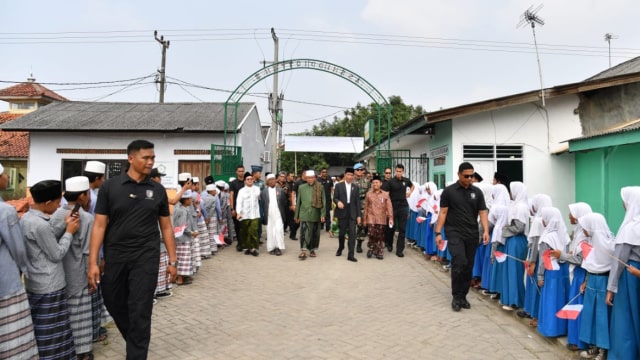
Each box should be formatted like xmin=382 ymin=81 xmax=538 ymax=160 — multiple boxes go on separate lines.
xmin=529 ymin=319 xmax=538 ymax=327
xmin=298 ymin=251 xmax=307 ymax=260
xmin=310 ymin=251 xmax=317 ymax=257
xmin=78 ymin=352 xmax=94 ymax=360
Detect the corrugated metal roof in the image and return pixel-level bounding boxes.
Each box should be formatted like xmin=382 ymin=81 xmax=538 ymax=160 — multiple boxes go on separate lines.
xmin=587 ymin=56 xmax=640 ymax=81
xmin=568 ymin=120 xmax=640 ymax=142
xmin=0 ymin=101 xmax=256 ymax=132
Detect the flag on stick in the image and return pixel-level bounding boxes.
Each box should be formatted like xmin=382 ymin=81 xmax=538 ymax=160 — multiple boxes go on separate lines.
xmin=174 ymin=224 xmax=187 ymax=238
xmin=416 ymin=216 xmax=427 ymax=224
xmin=494 ymin=251 xmax=507 ymax=263
xmin=542 ymin=249 xmax=560 ymax=271
xmin=580 ymin=241 xmax=593 ymax=259
xmin=438 ymin=239 xmax=448 ymax=251
xmin=556 ymin=304 xmax=583 ymax=320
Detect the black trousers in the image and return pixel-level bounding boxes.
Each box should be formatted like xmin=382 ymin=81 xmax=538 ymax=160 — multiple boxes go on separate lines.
xmin=385 ymin=206 xmax=407 ymax=254
xmin=233 ymin=217 xmax=242 ymax=246
xmin=102 ymin=257 xmax=159 ymax=360
xmin=338 ymin=205 xmax=357 ymax=257
xmin=447 ymin=235 xmax=478 ymax=301
xmin=324 ymin=199 xmax=332 ymax=231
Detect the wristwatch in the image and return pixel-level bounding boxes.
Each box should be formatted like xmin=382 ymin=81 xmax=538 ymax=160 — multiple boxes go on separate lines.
xmin=168 ymin=261 xmax=179 ymax=267
xmin=435 ymin=232 xmax=442 ymax=236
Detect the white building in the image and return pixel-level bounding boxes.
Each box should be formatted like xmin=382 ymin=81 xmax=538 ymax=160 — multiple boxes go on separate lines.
xmin=0 ymin=101 xmax=266 ymax=188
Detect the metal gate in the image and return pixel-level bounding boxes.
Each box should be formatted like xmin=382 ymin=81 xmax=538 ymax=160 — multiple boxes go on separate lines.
xmin=376 ymin=149 xmax=428 ymax=184
xmin=211 ymin=144 xmax=242 ymax=182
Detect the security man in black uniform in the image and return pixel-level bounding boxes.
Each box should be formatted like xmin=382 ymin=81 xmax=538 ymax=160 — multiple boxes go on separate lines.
xmin=381 ymin=163 xmax=413 ymax=257
xmin=88 ymin=139 xmax=177 ymax=360
xmin=434 ymin=162 xmax=489 ymax=312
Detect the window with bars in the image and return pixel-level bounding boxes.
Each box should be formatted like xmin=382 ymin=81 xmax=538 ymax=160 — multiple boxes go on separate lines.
xmin=463 ymin=145 xmax=523 ymax=160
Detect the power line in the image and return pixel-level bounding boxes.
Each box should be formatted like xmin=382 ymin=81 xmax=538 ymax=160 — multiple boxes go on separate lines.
xmin=0 ymin=74 xmax=155 ymax=86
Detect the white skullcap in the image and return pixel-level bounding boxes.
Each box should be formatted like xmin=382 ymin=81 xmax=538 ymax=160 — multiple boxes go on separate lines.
xmin=178 ymin=172 xmax=192 ymax=182
xmin=181 ymin=190 xmax=193 ymax=199
xmin=305 ymin=170 xmax=315 ymax=177
xmin=266 ymin=173 xmax=276 ymax=180
xmin=206 ymin=184 xmax=217 ymax=191
xmin=65 ymin=176 xmax=90 ymax=192
xmin=215 ymin=180 xmax=226 ymax=187
xmin=229 ymin=177 xmax=236 ymax=182
xmin=224 ymin=183 xmax=229 ymax=190
xmin=192 ymin=176 xmax=200 ymax=183
xmin=0 ymin=163 xmax=4 ymax=175
xmin=84 ymin=161 xmax=106 ymax=174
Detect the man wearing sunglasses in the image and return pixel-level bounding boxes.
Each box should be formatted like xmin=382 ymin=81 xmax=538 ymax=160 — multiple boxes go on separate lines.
xmin=434 ymin=162 xmax=490 ymax=312
xmin=381 ymin=164 xmax=413 ymax=257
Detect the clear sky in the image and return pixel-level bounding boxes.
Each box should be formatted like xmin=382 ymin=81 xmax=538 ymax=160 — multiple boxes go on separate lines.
xmin=2 ymin=0 xmax=639 ymax=134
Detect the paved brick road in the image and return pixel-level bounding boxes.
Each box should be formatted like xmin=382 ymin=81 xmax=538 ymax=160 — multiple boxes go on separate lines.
xmin=93 ymin=232 xmax=579 ymax=359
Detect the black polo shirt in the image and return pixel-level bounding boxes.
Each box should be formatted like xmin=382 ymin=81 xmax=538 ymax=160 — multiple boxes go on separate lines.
xmin=229 ymin=179 xmax=244 ymax=210
xmin=95 ymin=173 xmax=170 ymax=263
xmin=318 ymin=177 xmax=333 ymax=201
xmin=440 ymin=181 xmax=487 ymax=240
xmin=382 ymin=176 xmax=412 ymax=209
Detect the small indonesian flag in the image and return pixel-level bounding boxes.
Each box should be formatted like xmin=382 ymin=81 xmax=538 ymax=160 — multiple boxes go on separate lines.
xmin=556 ymin=304 xmax=583 ymax=320
xmin=416 ymin=216 xmax=427 ymax=224
xmin=174 ymin=224 xmax=187 ymax=238
xmin=433 ymin=204 xmax=439 ymax=212
xmin=417 ymin=198 xmax=427 ymax=208
xmin=543 ymin=249 xmax=560 ymax=271
xmin=438 ymin=239 xmax=448 ymax=251
xmin=215 ymin=226 xmax=227 ymax=245
xmin=494 ymin=250 xmax=507 ymax=263
xmin=580 ymin=241 xmax=593 ymax=259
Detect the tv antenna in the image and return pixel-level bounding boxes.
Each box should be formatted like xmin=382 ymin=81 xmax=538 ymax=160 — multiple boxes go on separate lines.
xmin=518 ymin=4 xmax=546 ymax=107
xmin=604 ymin=33 xmax=618 ymax=68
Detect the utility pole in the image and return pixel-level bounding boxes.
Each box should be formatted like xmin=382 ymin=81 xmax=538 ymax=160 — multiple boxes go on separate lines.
xmin=604 ymin=33 xmax=618 ymax=68
xmin=269 ymin=28 xmax=280 ymax=172
xmin=154 ymin=30 xmax=170 ymax=103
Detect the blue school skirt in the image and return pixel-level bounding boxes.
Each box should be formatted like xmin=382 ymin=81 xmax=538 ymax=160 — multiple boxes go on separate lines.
xmin=489 ymin=243 xmax=505 ymax=294
xmin=407 ymin=210 xmax=418 ymax=241
xmin=422 ymin=215 xmax=436 ymax=255
xmin=579 ymin=272 xmax=611 ymax=350
xmin=500 ymin=234 xmax=527 ymax=308
xmin=480 ymin=242 xmax=493 ymax=290
xmin=524 ymin=258 xmax=540 ymax=318
xmin=473 ymin=241 xmax=488 ymax=279
xmin=538 ymin=262 xmax=569 ymax=337
xmin=567 ymin=266 xmax=587 ymax=349
xmin=608 ymin=260 xmax=640 ymax=360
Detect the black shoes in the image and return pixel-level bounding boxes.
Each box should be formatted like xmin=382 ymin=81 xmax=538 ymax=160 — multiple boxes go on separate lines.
xmin=386 ymin=245 xmax=393 ymax=253
xmin=451 ymin=300 xmax=461 ymax=312
xmin=356 ymin=241 xmax=363 ymax=253
xmin=366 ymin=250 xmax=373 ymax=258
xmin=347 ymin=256 xmax=358 ymax=262
xmin=335 ymin=248 xmax=343 ymax=256
xmin=396 ymin=252 xmax=404 ymax=258
xmin=460 ymin=298 xmax=471 ymax=309
xmin=289 ymin=236 xmax=298 ymax=241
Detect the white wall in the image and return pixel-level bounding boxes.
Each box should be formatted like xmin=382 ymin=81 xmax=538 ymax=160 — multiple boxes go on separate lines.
xmin=449 ymin=95 xmax=581 ymax=217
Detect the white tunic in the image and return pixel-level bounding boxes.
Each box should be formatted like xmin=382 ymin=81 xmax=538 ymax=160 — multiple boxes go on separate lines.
xmin=267 ymin=187 xmax=285 ymax=251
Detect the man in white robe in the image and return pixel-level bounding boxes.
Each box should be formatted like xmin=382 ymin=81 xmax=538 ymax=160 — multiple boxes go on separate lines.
xmin=260 ymin=174 xmax=287 ymax=255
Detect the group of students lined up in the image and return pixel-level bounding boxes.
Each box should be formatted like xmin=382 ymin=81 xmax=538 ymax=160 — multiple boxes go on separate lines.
xmin=403 ymin=174 xmax=640 ymax=360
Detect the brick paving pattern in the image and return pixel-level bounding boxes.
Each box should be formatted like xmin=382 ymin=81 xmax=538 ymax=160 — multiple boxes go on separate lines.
xmin=93 ymin=232 xmax=579 ymax=359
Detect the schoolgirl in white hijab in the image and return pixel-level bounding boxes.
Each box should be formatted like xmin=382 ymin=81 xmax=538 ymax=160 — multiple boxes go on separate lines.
xmin=536 ymin=207 xmax=571 ymax=337
xmin=492 ymin=184 xmax=511 ymax=208
xmin=605 ymin=186 xmax=640 ymax=360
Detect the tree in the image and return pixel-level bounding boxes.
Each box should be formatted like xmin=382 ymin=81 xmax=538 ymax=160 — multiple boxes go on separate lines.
xmin=279 ymin=96 xmax=424 ymax=174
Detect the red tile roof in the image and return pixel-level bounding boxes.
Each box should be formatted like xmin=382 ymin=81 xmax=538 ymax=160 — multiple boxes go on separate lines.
xmin=0 ymin=113 xmax=29 ymax=158
xmin=0 ymin=82 xmax=68 ymax=102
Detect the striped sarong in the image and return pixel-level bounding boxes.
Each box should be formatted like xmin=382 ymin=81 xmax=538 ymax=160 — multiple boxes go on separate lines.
xmin=0 ymin=289 xmax=38 ymax=360
xmin=67 ymin=288 xmax=93 ymax=354
xmin=27 ymin=288 xmax=76 ymax=360
xmin=198 ymin=220 xmax=211 ymax=258
xmin=192 ymin=234 xmax=202 ymax=272
xmin=176 ymin=243 xmax=193 ymax=276
xmin=156 ymin=251 xmax=169 ymax=294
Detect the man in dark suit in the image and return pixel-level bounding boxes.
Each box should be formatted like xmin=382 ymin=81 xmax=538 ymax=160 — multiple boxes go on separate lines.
xmin=333 ymin=167 xmax=361 ymax=262
xmin=260 ymin=174 xmax=287 ymax=256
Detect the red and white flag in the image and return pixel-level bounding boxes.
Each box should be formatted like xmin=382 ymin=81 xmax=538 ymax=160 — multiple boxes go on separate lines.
xmin=556 ymin=304 xmax=583 ymax=320
xmin=416 ymin=216 xmax=427 ymax=224
xmin=417 ymin=198 xmax=427 ymax=208
xmin=580 ymin=242 xmax=593 ymax=259
xmin=542 ymin=249 xmax=560 ymax=271
xmin=174 ymin=224 xmax=187 ymax=238
xmin=494 ymin=250 xmax=507 ymax=263
xmin=438 ymin=239 xmax=448 ymax=251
